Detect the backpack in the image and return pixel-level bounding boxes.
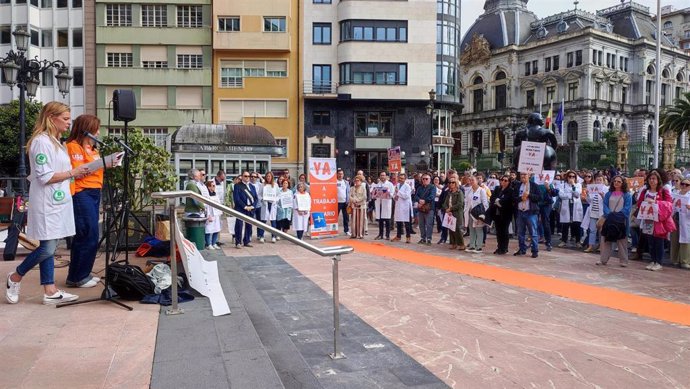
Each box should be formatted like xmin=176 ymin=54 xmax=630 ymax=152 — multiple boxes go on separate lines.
xmin=107 ymin=263 xmax=156 ymax=300
xmin=602 ymin=211 xmax=627 ymax=242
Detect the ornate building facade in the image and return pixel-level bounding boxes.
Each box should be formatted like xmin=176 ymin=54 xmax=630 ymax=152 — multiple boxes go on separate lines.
xmin=454 ymin=0 xmax=690 ymax=171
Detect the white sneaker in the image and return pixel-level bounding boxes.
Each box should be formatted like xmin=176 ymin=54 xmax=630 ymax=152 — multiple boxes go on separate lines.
xmin=213 ymin=244 xmax=221 ymax=250
xmin=271 ymin=237 xmax=276 ymax=243
xmin=6 ymin=272 xmax=20 ymax=304
xmin=205 ymin=245 xmax=214 ymax=250
xmin=276 ymin=236 xmax=281 ymax=241
xmin=259 ymin=237 xmax=265 ymax=243
xmin=645 ymin=262 xmax=654 ymax=270
xmin=78 ymin=277 xmax=100 ymax=288
xmin=43 ymin=290 xmax=78 ymax=305
xmin=650 ymin=263 xmax=662 ymax=271
xmin=344 ymin=231 xmax=351 ymax=236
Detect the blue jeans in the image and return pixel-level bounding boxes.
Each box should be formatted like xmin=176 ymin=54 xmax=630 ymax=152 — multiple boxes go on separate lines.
xmin=255 ymin=207 xmax=264 ymax=238
xmin=17 ymin=239 xmax=58 ymax=285
xmin=205 ymin=232 xmax=219 ymax=246
xmin=517 ymin=211 xmax=539 ymax=254
xmin=338 ymin=202 xmax=349 ymax=233
xmin=647 ymin=235 xmax=665 ymax=264
xmin=259 ymin=203 xmax=277 ymax=238
xmin=538 ymin=204 xmax=552 ymax=247
xmin=68 ymin=189 xmax=101 ymax=285
xmin=418 ymin=210 xmax=434 ymax=242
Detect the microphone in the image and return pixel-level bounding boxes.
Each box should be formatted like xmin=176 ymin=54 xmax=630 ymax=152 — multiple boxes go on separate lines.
xmin=83 ymin=131 xmax=105 ymax=147
xmin=113 ymin=137 xmax=136 ymax=156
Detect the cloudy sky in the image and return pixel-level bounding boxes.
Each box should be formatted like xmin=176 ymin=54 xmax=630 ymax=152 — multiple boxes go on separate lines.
xmin=461 ymin=0 xmax=688 ymax=35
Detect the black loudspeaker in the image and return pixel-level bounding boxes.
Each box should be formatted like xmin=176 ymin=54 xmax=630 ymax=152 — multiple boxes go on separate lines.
xmin=113 ymin=89 xmax=137 ymax=122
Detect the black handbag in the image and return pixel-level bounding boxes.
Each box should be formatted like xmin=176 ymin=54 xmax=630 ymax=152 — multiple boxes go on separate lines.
xmin=470 ymin=203 xmax=486 ymax=220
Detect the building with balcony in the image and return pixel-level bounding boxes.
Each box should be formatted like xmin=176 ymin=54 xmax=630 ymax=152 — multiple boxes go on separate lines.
xmin=1 ymin=0 xmax=86 ymax=117
xmin=658 ymin=6 xmax=690 ymax=54
xmin=301 ymin=0 xmax=457 ymax=176
xmin=455 ymin=0 xmax=690 ymax=171
xmin=94 ymin=0 xmax=212 ymax=168
xmin=212 ymin=0 xmax=297 ymax=176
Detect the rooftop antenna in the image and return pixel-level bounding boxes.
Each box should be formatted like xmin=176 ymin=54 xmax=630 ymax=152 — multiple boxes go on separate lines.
xmin=574 ymin=0 xmax=579 ymax=10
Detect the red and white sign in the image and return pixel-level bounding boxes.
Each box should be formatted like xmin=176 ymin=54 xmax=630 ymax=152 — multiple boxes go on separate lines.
xmin=388 ymin=146 xmax=402 ymax=173
xmin=308 ymin=158 xmax=339 ymax=238
xmin=517 ymin=141 xmax=546 ymax=174
xmin=638 ymin=202 xmax=659 ymax=222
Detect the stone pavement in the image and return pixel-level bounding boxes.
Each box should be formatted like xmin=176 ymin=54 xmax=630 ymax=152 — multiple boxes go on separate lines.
xmin=2 ymin=228 xmax=690 ymax=388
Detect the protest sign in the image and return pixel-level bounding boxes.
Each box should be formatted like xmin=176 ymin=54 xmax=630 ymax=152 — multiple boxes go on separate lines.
xmin=308 ymin=158 xmax=338 ymax=238
xmin=627 ymin=177 xmax=645 ymax=193
xmin=637 ymin=202 xmax=659 ymax=221
xmin=517 ymin=141 xmax=546 ymax=174
xmin=388 ymin=146 xmax=402 ymax=173
xmin=534 ymin=170 xmax=555 ymax=185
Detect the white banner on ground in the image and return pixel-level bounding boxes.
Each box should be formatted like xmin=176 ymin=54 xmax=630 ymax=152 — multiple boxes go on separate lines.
xmin=175 ymin=221 xmax=231 ymax=316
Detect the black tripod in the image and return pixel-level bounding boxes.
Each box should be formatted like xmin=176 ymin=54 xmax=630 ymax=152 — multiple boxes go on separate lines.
xmin=58 ymin=122 xmax=138 ymax=310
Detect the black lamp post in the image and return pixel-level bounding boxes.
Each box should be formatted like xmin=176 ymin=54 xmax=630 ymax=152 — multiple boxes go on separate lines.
xmin=425 ymin=89 xmax=436 ymax=173
xmin=1 ymin=26 xmax=72 ymax=198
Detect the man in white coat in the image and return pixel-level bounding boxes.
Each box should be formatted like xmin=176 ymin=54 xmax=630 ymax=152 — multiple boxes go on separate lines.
xmin=392 ymin=173 xmax=413 ymax=243
xmin=372 ymin=171 xmax=395 ymax=240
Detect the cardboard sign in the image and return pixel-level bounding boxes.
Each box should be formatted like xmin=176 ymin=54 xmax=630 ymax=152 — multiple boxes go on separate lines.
xmin=586 ymin=184 xmax=607 ymax=196
xmin=534 ymin=170 xmax=555 ymax=185
xmin=262 ymin=185 xmax=278 ymax=202
xmin=627 ymin=177 xmax=645 ymax=193
xmin=405 ymin=178 xmax=415 ymax=192
xmin=308 ymin=158 xmax=338 ymax=238
xmin=672 ymin=193 xmax=689 ymax=212
xmin=486 ymin=178 xmax=500 ymax=189
xmin=442 ymin=213 xmax=457 ymax=231
xmin=372 ymin=185 xmax=392 ymax=199
xmin=637 ymin=202 xmax=659 ymax=221
xmin=388 ymin=146 xmax=402 ymax=173
xmin=279 ymin=191 xmax=293 ymax=208
xmin=295 ymin=193 xmax=311 ymax=211
xmin=517 ymin=141 xmax=546 ymax=174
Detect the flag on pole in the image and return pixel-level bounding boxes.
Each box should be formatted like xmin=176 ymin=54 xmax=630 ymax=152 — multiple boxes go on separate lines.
xmin=544 ymin=103 xmax=553 ymax=129
xmin=555 ymin=99 xmax=565 ymax=135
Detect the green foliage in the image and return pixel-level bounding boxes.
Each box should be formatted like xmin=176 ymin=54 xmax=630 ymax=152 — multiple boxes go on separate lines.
xmin=661 ymin=91 xmax=690 ymax=138
xmin=0 ymin=100 xmax=43 ymax=175
xmin=455 ymin=161 xmax=472 ymax=172
xmin=602 ymin=130 xmax=618 ymax=149
xmin=101 ymin=128 xmax=176 ymax=211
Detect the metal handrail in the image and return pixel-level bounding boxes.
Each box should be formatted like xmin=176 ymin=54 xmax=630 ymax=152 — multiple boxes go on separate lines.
xmin=151 ymin=189 xmax=351 ymax=359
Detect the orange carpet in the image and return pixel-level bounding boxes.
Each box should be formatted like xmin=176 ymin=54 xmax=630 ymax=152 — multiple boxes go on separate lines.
xmin=326 ymin=239 xmax=690 ymax=327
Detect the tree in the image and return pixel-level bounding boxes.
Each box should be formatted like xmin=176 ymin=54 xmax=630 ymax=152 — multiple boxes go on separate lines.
xmin=100 ymin=128 xmax=176 ymax=211
xmin=0 ymin=100 xmax=43 ymax=176
xmin=661 ymin=91 xmax=690 ymax=139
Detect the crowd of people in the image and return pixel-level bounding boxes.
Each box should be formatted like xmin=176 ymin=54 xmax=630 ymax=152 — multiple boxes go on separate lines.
xmin=186 ymin=164 xmax=690 ymax=273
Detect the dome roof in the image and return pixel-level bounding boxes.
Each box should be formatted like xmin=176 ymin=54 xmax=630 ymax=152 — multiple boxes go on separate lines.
xmin=461 ymin=0 xmax=538 ymax=52
xmin=171 ymin=124 xmax=285 ymax=156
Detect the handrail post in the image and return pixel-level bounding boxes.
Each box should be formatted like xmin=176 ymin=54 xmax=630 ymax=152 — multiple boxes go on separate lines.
xmin=166 ymin=200 xmax=184 ymax=316
xmin=329 ymin=254 xmax=345 ymax=359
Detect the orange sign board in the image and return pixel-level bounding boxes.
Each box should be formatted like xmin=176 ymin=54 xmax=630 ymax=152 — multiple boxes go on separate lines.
xmin=308 ymin=158 xmax=339 ymax=238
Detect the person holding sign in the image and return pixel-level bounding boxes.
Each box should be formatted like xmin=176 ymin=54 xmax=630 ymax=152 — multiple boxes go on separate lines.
xmin=443 ymin=180 xmax=465 ymax=250
xmin=65 ymin=114 xmax=122 ymax=288
xmin=597 ymin=176 xmax=631 ymax=266
xmin=260 ymin=172 xmax=279 ymax=243
xmin=372 ymin=172 xmax=395 ymax=240
xmin=636 ymin=170 xmax=674 ymax=271
xmin=466 ymin=176 xmax=489 ymax=253
xmin=513 ymin=173 xmax=541 ymax=258
xmin=293 ymin=183 xmax=311 ymax=240
xmin=670 ymin=178 xmax=690 ymax=269
xmin=557 ymin=171 xmax=583 ymax=248
xmin=583 ymin=174 xmax=608 ymax=253
xmin=391 ymin=173 xmax=413 ymax=243
xmin=276 ymin=179 xmax=293 ymax=234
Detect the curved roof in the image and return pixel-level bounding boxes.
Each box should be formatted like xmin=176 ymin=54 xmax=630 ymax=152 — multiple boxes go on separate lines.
xmin=171 ymin=124 xmax=285 ymax=156
xmin=461 ymin=0 xmax=538 ymax=52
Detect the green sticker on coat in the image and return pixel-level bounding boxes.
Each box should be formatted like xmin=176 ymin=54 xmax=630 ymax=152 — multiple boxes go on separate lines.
xmin=36 ymin=153 xmax=48 ymax=165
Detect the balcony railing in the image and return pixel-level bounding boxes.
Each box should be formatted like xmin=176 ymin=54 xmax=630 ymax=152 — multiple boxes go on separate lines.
xmin=303 ymin=80 xmax=338 ymax=95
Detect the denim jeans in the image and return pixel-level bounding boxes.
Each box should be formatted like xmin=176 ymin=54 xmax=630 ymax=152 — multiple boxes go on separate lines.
xmin=255 ymin=207 xmax=264 ymax=238
xmin=338 ymin=202 xmax=350 ymax=233
xmin=205 ymin=232 xmax=219 ymax=246
xmin=587 ymin=217 xmax=600 ymax=246
xmin=647 ymin=235 xmax=666 ymax=264
xmin=469 ymin=226 xmax=484 ymax=249
xmin=418 ymin=210 xmax=434 ymax=242
xmin=17 ymin=239 xmax=58 ymax=285
xmin=517 ymin=211 xmax=539 ymax=254
xmin=538 ymin=204 xmax=552 ymax=247
xmin=258 ymin=203 xmax=277 ymax=238
xmin=67 ymin=189 xmax=101 ymax=285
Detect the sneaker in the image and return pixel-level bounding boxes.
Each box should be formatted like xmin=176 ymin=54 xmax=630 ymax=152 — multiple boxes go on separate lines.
xmin=557 ymin=242 xmax=567 ymax=248
xmin=475 ymin=248 xmax=483 ymax=253
xmin=276 ymin=236 xmax=281 ymax=241
xmin=271 ymin=237 xmax=276 ymax=243
xmin=645 ymin=262 xmax=655 ymax=270
xmin=43 ymin=290 xmax=78 ymax=305
xmin=78 ymin=277 xmax=100 ymax=288
xmin=205 ymin=245 xmax=214 ymax=250
xmin=531 ymin=252 xmax=538 ymax=258
xmin=630 ymin=247 xmax=637 ymax=253
xmin=425 ymin=240 xmax=432 ymax=246
xmin=595 ymin=261 xmax=607 ymax=266
xmin=513 ymin=251 xmax=526 ymax=256
xmin=584 ymin=247 xmax=593 ymax=253
xmin=681 ymin=263 xmax=690 ymax=269
xmin=345 ymin=231 xmax=351 ymax=236
xmin=213 ymin=244 xmax=221 ymax=250
xmin=259 ymin=238 xmax=265 ymax=244
xmin=546 ymin=245 xmax=552 ymax=252
xmin=650 ymin=263 xmax=662 ymax=271
xmin=6 ymin=272 xmax=20 ymax=304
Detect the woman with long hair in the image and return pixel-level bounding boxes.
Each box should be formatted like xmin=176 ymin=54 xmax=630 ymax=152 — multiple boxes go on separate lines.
xmin=276 ymin=178 xmax=293 ymax=234
xmin=466 ymin=175 xmax=489 ymax=253
xmin=637 ymin=169 xmax=674 ymax=271
xmin=6 ymin=102 xmax=89 ymax=305
xmin=443 ymin=180 xmax=464 ymax=250
xmin=260 ymin=171 xmax=279 ymax=243
xmin=65 ymin=114 xmax=121 ymax=287
xmin=597 ymin=176 xmax=631 ymax=266
xmin=293 ymin=183 xmax=311 ymax=240
xmin=671 ymin=177 xmax=690 ymax=269
xmin=204 ymin=180 xmax=222 ymax=249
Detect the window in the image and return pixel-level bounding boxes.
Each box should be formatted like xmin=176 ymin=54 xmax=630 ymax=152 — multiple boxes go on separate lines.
xmin=72 ymin=67 xmax=83 ymax=86
xmin=107 ymin=53 xmax=133 ymax=67
xmin=473 ymin=89 xmax=483 ymax=112
xmin=567 ymin=52 xmax=573 ymax=68
xmin=219 ymin=60 xmax=287 ymax=87
xmin=41 ymin=0 xmax=51 ymax=8
xmin=553 ymin=55 xmax=559 ymax=70
xmin=0 ymin=26 xmax=10 ymax=44
xmin=606 ymin=53 xmax=611 ymax=68
xmin=313 ymin=23 xmax=331 ymax=44
xmin=72 ymin=0 xmax=81 ymax=7
xmin=661 ymin=83 xmax=667 ymax=106
xmin=545 ymin=57 xmax=551 ymax=72
xmin=275 ymin=138 xmax=288 ymax=158
xmin=595 ymin=82 xmax=601 ymax=100
xmin=436 ymin=61 xmax=457 ymax=97
xmin=575 ymin=50 xmax=582 ymax=66
xmin=143 ymin=61 xmax=168 ymax=68
xmin=264 ymin=17 xmax=286 ymax=32
xmin=30 ymin=29 xmax=39 ymax=46
xmin=177 ymin=5 xmax=202 ymax=28
xmin=622 ymin=86 xmax=627 ymax=104
xmin=218 ymin=17 xmax=239 ymax=32
xmin=177 ymin=54 xmax=203 ymax=69
xmin=339 ymin=63 xmax=407 ymax=85
xmin=56 ymin=0 xmax=66 ymax=7
xmin=436 ymin=20 xmax=456 ymax=55
xmin=645 ymin=80 xmax=652 ymax=104
xmin=663 ymin=21 xmax=672 ymax=29
xmin=41 ymin=30 xmax=52 ymax=47
xmin=56 ymin=29 xmax=68 ymax=47
xmin=495 ymin=84 xmax=506 ymax=109
xmin=143 ymin=128 xmax=168 ymax=147
xmin=524 ymin=62 xmax=530 ymax=76
xmin=30 ymin=0 xmax=37 ymax=6
xmin=313 ymin=111 xmax=331 ymax=126
xmin=218 ymin=100 xmax=288 ymax=123
xmin=106 ymin=4 xmax=132 ymax=27
xmin=142 ymin=5 xmax=167 ymax=27
xmin=313 ymin=0 xmax=331 ymax=3
xmin=546 ymin=85 xmax=555 ymax=102
xmin=567 ymin=121 xmax=578 ymax=142
xmin=220 ymin=67 xmax=242 ymax=87
xmin=355 ymin=112 xmax=393 ymax=137
xmin=609 ymin=84 xmax=615 ymax=101
xmin=312 ymin=65 xmax=331 ymax=92
xmin=567 ymin=82 xmax=578 ymax=101
xmin=340 ymin=20 xmax=408 ymax=42
xmin=624 ymin=58 xmax=628 ymax=71
xmin=72 ymin=29 xmax=82 ymax=47
xmin=592 ymin=49 xmax=597 ymax=64
xmin=526 ymin=89 xmax=535 ymax=108
xmin=42 ymin=69 xmax=53 ymax=86
xmin=531 ymin=60 xmax=538 ymax=74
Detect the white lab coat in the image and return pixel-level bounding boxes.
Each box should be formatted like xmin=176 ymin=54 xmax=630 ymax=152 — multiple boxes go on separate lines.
xmin=26 ymin=134 xmax=75 ymax=240
xmin=205 ymin=193 xmax=223 ymax=234
xmin=393 ymin=182 xmax=413 ymax=222
xmin=467 ymin=187 xmax=489 ymax=228
xmin=373 ymin=180 xmax=395 ymax=219
xmin=196 ymin=181 xmax=209 ymax=197
xmin=679 ymin=205 xmax=690 ymax=244
xmin=558 ymin=182 xmax=584 ymax=223
xmin=261 ymin=183 xmax=279 ymax=221
xmin=214 ymin=179 xmax=226 ymax=206
xmin=292 ymin=192 xmax=311 ymax=231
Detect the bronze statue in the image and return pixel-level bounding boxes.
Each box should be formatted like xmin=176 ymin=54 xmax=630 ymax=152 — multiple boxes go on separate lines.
xmin=512 ymin=113 xmax=558 ymax=170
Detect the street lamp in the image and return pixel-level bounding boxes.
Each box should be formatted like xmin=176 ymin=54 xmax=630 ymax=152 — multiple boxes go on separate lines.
xmin=0 ymin=26 xmax=72 ymax=197
xmin=426 ymin=89 xmax=436 ymax=173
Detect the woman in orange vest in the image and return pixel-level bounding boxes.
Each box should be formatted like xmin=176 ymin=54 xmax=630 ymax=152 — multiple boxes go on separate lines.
xmin=65 ymin=114 xmax=121 ymax=288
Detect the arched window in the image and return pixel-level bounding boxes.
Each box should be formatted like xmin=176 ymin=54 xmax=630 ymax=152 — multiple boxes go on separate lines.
xmin=678 ymin=73 xmax=684 ymax=82
xmin=621 ymin=123 xmax=627 ymax=133
xmin=494 ymin=71 xmax=507 ymax=109
xmin=647 ymin=65 xmax=654 ymax=75
xmin=472 ymin=76 xmax=484 ymax=112
xmin=473 ymin=76 xmax=484 ymax=85
xmin=567 ymin=121 xmax=578 ymax=142
xmin=593 ymin=120 xmax=602 ymax=142
xmin=495 ymin=71 xmax=506 ymax=81
xmin=662 ymin=69 xmax=670 ymax=79
xmin=607 ymin=121 xmax=614 ymax=130
xmin=647 ymin=124 xmax=653 ymax=144
xmin=663 ymin=21 xmax=673 ymax=29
